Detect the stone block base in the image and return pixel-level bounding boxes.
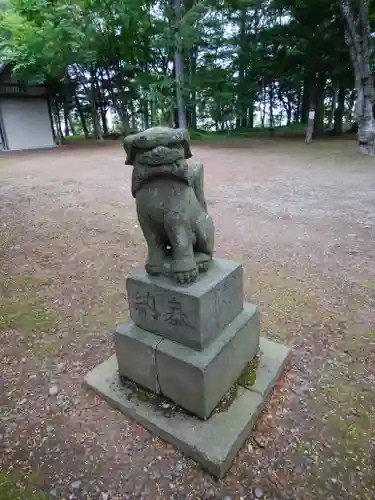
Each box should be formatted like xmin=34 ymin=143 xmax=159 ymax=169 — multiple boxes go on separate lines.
xmin=126 ymin=259 xmax=243 ymax=350
xmin=157 ymin=304 xmax=259 ymax=419
xmin=114 ymin=323 xmax=162 ymax=394
xmin=85 ymin=337 xmax=291 ymax=478
xmin=114 ymin=303 xmax=260 ymax=419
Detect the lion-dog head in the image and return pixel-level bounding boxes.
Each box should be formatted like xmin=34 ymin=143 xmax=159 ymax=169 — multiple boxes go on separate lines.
xmin=123 ymin=127 xmax=193 ymax=198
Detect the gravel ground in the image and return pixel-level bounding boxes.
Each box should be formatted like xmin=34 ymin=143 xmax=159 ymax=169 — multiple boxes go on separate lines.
xmin=0 ymin=137 xmax=374 ymax=500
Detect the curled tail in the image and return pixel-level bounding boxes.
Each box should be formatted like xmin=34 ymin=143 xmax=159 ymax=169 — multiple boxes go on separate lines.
xmin=191 ymin=162 xmax=208 ymax=212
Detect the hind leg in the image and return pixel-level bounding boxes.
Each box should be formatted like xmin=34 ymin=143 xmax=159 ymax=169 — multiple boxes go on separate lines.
xmin=194 ymin=212 xmax=214 ymax=272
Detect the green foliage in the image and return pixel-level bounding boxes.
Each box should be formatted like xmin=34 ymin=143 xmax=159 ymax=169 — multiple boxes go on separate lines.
xmin=0 ymin=472 xmax=48 ymax=500
xmin=0 ymin=299 xmax=57 ymax=332
xmin=0 ymin=0 xmax=369 ymax=134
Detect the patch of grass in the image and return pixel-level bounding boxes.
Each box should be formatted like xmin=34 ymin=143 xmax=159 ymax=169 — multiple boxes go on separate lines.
xmin=190 ymin=123 xmax=307 ymax=141
xmin=0 ymin=274 xmax=57 ymax=334
xmin=324 ymin=386 xmax=374 ymax=446
xmin=190 ymin=128 xmax=265 ymax=141
xmin=0 ymin=472 xmax=48 ymax=500
xmin=268 ymin=287 xmax=310 ymax=317
xmin=0 ymin=298 xmax=57 ymax=333
xmin=62 ymin=134 xmax=88 ymax=141
xmin=300 ymin=382 xmax=375 ymax=493
xmin=83 ymin=303 xmax=128 ymax=331
xmin=244 ymin=270 xmax=314 ymax=340
xmin=0 ymin=274 xmax=53 ymax=296
xmin=33 ymin=341 xmax=59 ymax=363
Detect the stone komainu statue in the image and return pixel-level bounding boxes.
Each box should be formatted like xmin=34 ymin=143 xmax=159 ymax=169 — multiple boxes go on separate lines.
xmin=124 ymin=127 xmax=215 ymax=284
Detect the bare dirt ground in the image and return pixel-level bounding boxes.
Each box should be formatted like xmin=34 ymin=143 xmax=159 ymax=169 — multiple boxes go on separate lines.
xmin=0 ymin=137 xmax=374 ymax=500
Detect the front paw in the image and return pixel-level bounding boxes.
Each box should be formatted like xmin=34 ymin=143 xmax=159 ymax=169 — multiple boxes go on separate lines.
xmin=170 ymin=258 xmax=199 ymax=284
xmin=172 ymin=268 xmax=198 ymax=285
xmin=198 ymin=261 xmax=209 ymax=273
xmin=145 ymin=263 xmax=162 ymax=275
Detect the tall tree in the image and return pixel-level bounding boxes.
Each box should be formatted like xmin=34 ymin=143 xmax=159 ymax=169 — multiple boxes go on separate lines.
xmin=0 ymin=0 xmax=371 ymax=148
xmin=340 ymin=0 xmax=375 ymax=155
xmin=173 ymin=0 xmax=186 ymax=128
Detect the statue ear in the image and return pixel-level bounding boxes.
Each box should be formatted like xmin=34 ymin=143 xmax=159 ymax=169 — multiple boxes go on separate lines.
xmin=123 ymin=138 xmax=136 ymax=165
xmin=182 ymin=139 xmax=192 ymax=159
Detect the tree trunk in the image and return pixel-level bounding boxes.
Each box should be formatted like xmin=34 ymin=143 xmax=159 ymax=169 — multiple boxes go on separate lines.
xmin=340 ymin=0 xmax=375 ymax=155
xmin=113 ymin=89 xmax=131 ymax=134
xmin=334 ymin=85 xmax=345 ymax=135
xmin=173 ymin=106 xmax=179 ymax=128
xmin=129 ymin=101 xmax=137 ymax=130
xmin=295 ymin=85 xmax=302 ymax=123
xmin=248 ymin=98 xmax=254 ymax=129
xmin=305 ymin=99 xmax=315 ymax=144
xmin=287 ymin=100 xmax=292 ymax=126
xmin=313 ymin=76 xmax=325 ymax=136
xmin=329 ymin=82 xmax=339 ymax=130
xmin=237 ymin=8 xmax=248 ymax=128
xmin=150 ymin=101 xmax=157 ymax=127
xmin=142 ymin=99 xmax=149 ymax=129
xmin=100 ymin=107 xmax=109 ymax=136
xmin=93 ymin=72 xmax=107 ymax=137
xmin=173 ymin=0 xmax=186 ymax=128
xmin=73 ymin=89 xmax=89 ymax=139
xmin=189 ymin=47 xmax=197 ymax=130
xmin=72 ymin=66 xmax=103 ymax=140
xmin=64 ymin=103 xmax=70 ymax=137
xmin=103 ymin=68 xmax=130 ymax=135
xmin=260 ymin=85 xmax=266 ymax=127
xmin=348 ymin=89 xmax=356 ymax=123
xmin=121 ymin=110 xmax=131 ymax=135
xmin=301 ymin=77 xmax=311 ymax=124
xmin=268 ymin=84 xmax=274 ymax=131
xmin=356 ymin=75 xmax=375 ymax=154
xmin=68 ymin=115 xmax=76 ymax=136
xmin=90 ymin=97 xmax=103 ymax=141
xmin=55 ymin=102 xmax=64 ymax=140
xmin=53 ymin=102 xmax=63 ymax=145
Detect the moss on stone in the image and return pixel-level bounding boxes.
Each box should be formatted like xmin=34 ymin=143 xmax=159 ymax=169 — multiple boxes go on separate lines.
xmin=238 ymin=355 xmax=260 ymax=388
xmin=214 ymin=354 xmax=261 ymax=414
xmin=214 ymin=383 xmax=239 ymax=414
xmin=120 ymin=376 xmax=186 ymax=418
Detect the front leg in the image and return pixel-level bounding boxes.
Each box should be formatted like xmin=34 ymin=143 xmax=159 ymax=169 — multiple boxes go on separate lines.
xmin=138 ymin=216 xmax=167 ymax=276
xmin=165 ymin=219 xmax=198 ymax=284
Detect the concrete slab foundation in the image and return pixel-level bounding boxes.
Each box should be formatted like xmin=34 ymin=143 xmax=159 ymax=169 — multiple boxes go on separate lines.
xmin=85 ymin=336 xmax=291 ymax=478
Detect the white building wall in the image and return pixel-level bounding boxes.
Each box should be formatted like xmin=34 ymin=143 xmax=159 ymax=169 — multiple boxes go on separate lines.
xmin=0 ymin=97 xmax=55 ymax=151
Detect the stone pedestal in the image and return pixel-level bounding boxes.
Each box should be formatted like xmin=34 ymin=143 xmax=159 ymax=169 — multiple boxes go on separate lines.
xmin=118 ymin=259 xmax=259 ymax=419
xmin=115 ymin=303 xmax=259 ymax=419
xmin=85 ymin=258 xmax=291 ymax=477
